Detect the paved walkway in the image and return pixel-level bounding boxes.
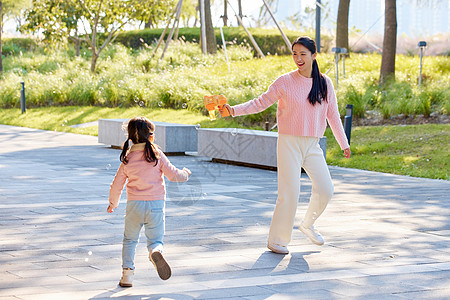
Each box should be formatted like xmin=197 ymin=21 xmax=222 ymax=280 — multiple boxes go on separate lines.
xmin=0 ymin=124 xmax=449 ymax=300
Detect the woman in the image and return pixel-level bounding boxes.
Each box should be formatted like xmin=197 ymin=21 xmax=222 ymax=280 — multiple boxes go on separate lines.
xmin=220 ymin=36 xmax=351 ymax=254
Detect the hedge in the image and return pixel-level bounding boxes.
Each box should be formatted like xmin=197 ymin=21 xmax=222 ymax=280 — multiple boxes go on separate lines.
xmin=114 ymin=27 xmax=333 ymax=56
xmin=1 ymin=38 xmax=38 ymax=56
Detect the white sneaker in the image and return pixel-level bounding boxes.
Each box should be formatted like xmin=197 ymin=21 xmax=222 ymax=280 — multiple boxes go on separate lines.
xmin=299 ymin=223 xmax=324 ymax=246
xmin=267 ymin=243 xmax=289 ymax=254
xmin=150 ymin=250 xmax=171 ymax=280
xmin=119 ymin=268 xmax=134 ymax=287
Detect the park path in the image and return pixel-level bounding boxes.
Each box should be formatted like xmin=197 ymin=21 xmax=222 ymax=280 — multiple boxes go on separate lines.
xmin=0 ymin=124 xmax=449 ymax=299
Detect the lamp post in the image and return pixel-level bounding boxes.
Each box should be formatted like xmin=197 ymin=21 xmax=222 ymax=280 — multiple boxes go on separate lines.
xmin=418 ymin=41 xmax=427 ymax=86
xmin=331 ymin=47 xmax=347 ymax=88
xmin=316 ymin=0 xmax=321 ymax=53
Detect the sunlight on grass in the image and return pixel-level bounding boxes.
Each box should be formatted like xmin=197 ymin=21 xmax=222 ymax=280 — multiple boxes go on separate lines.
xmin=403 ymin=156 xmax=420 ymax=163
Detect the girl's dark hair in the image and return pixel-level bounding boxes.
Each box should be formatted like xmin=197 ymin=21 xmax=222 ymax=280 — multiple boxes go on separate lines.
xmin=292 ymin=36 xmax=328 ymax=105
xmin=120 ymin=117 xmax=159 ymax=166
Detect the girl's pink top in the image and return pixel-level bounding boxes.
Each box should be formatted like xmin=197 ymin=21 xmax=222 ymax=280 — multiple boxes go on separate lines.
xmin=232 ymin=70 xmax=350 ymax=150
xmin=109 ymin=143 xmax=189 ymax=207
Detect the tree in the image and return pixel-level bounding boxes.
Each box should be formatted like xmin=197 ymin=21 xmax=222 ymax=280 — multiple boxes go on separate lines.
xmin=0 ymin=0 xmax=31 ymax=73
xmin=22 ymin=0 xmax=169 ymax=73
xmin=199 ymin=0 xmax=216 ymax=54
xmin=336 ymin=0 xmax=350 ymax=54
xmin=22 ymin=1 xmax=84 ymax=56
xmin=180 ymin=0 xmax=197 ymax=27
xmin=140 ymin=0 xmax=175 ymax=28
xmin=380 ymin=0 xmax=397 ymax=86
xmin=256 ymin=0 xmax=276 ymax=27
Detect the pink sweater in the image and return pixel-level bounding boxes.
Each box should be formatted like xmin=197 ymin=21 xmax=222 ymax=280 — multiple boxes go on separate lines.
xmin=109 ymin=143 xmax=189 ymax=207
xmin=232 ymin=70 xmax=350 ymax=150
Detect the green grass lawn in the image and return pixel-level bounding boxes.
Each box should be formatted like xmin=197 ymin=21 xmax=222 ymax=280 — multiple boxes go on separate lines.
xmin=324 ymin=124 xmax=449 ymax=180
xmin=1 ymin=106 xmax=448 ymax=180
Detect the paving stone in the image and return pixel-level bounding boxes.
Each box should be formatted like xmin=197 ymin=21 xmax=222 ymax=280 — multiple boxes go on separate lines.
xmin=0 ymin=124 xmax=449 ymax=299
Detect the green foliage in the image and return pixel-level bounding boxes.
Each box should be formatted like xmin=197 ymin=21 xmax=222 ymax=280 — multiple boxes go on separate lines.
xmin=1 ymin=38 xmax=37 ymax=56
xmin=330 ymin=52 xmax=450 ymax=119
xmin=0 ymin=39 xmax=449 ymax=125
xmin=20 ymin=0 xmax=172 ymax=72
xmin=114 ymin=27 xmax=334 ymax=56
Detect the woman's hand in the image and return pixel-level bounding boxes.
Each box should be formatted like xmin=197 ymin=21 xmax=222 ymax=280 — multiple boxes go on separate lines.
xmin=343 ymin=148 xmax=351 ymax=159
xmin=107 ymin=203 xmax=117 ymax=213
xmin=219 ymin=104 xmax=233 ymax=117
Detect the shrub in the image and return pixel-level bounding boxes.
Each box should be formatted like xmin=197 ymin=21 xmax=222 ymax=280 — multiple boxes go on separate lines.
xmin=1 ymin=38 xmax=38 ymax=56
xmin=0 ymin=39 xmax=449 ymax=123
xmin=114 ymin=27 xmax=333 ymax=57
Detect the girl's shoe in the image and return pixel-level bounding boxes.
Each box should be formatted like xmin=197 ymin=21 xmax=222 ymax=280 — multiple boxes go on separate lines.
xmin=150 ymin=250 xmax=171 ymax=280
xmin=119 ymin=268 xmax=134 ymax=287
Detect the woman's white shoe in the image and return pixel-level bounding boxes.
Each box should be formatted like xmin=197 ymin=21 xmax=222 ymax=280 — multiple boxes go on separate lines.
xmin=299 ymin=223 xmax=324 ymax=245
xmin=267 ymin=243 xmax=289 ymax=254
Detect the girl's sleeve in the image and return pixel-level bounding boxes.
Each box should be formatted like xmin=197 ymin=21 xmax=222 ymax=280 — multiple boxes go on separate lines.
xmin=160 ymin=152 xmax=189 ymax=182
xmin=109 ymin=163 xmax=127 ymax=207
xmin=325 ymin=77 xmax=350 ymax=150
xmin=232 ymin=77 xmax=283 ymax=117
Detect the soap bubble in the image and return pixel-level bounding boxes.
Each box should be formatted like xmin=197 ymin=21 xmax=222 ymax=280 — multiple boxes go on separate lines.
xmin=166 ymin=174 xmax=203 ymax=207
xmin=231 ymin=128 xmax=238 ymax=136
xmin=182 ymin=103 xmax=188 ymax=109
xmin=105 ymin=164 xmax=111 ymax=170
xmin=195 ymin=124 xmax=201 ymax=131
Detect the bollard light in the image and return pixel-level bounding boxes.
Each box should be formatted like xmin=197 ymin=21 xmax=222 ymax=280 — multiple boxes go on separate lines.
xmin=418 ymin=41 xmax=427 ymax=86
xmin=344 ymin=104 xmax=353 ymax=144
xmin=20 ymin=82 xmax=26 ymax=114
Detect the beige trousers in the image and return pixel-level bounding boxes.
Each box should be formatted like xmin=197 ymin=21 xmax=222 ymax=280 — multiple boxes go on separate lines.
xmin=268 ymin=134 xmax=334 ymax=246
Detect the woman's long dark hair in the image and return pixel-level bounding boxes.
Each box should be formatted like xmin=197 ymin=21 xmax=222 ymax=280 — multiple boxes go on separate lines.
xmin=120 ymin=117 xmax=159 ymax=166
xmin=292 ymin=36 xmax=327 ymax=105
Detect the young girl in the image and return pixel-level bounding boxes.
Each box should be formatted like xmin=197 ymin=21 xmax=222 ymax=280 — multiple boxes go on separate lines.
xmin=221 ymin=36 xmax=351 ymax=254
xmin=107 ymin=117 xmax=191 ymax=287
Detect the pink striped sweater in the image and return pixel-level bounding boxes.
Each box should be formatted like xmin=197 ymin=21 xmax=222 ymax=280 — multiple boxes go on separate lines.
xmin=231 ymin=70 xmax=350 ymax=150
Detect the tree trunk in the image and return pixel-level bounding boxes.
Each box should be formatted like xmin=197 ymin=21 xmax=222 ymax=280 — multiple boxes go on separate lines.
xmin=236 ymin=0 xmax=243 ymax=25
xmin=380 ymin=0 xmax=397 ymax=86
xmin=223 ymin=0 xmax=228 ymax=27
xmin=75 ymin=38 xmax=80 ymax=57
xmin=0 ymin=1 xmax=3 ymax=73
xmin=90 ymin=52 xmax=98 ymax=73
xmin=336 ymin=0 xmax=350 ymax=55
xmin=238 ymin=0 xmax=243 ymax=20
xmin=145 ymin=19 xmax=152 ymax=28
xmin=74 ymin=30 xmax=80 ymax=57
xmin=201 ymin=0 xmax=216 ymax=54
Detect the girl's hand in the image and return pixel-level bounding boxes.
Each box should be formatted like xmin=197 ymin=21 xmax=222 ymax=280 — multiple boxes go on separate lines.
xmin=220 ymin=104 xmax=233 ymax=117
xmin=343 ymin=148 xmax=351 ymax=159
xmin=183 ymin=167 xmax=192 ymax=176
xmin=107 ymin=204 xmax=116 ymax=213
